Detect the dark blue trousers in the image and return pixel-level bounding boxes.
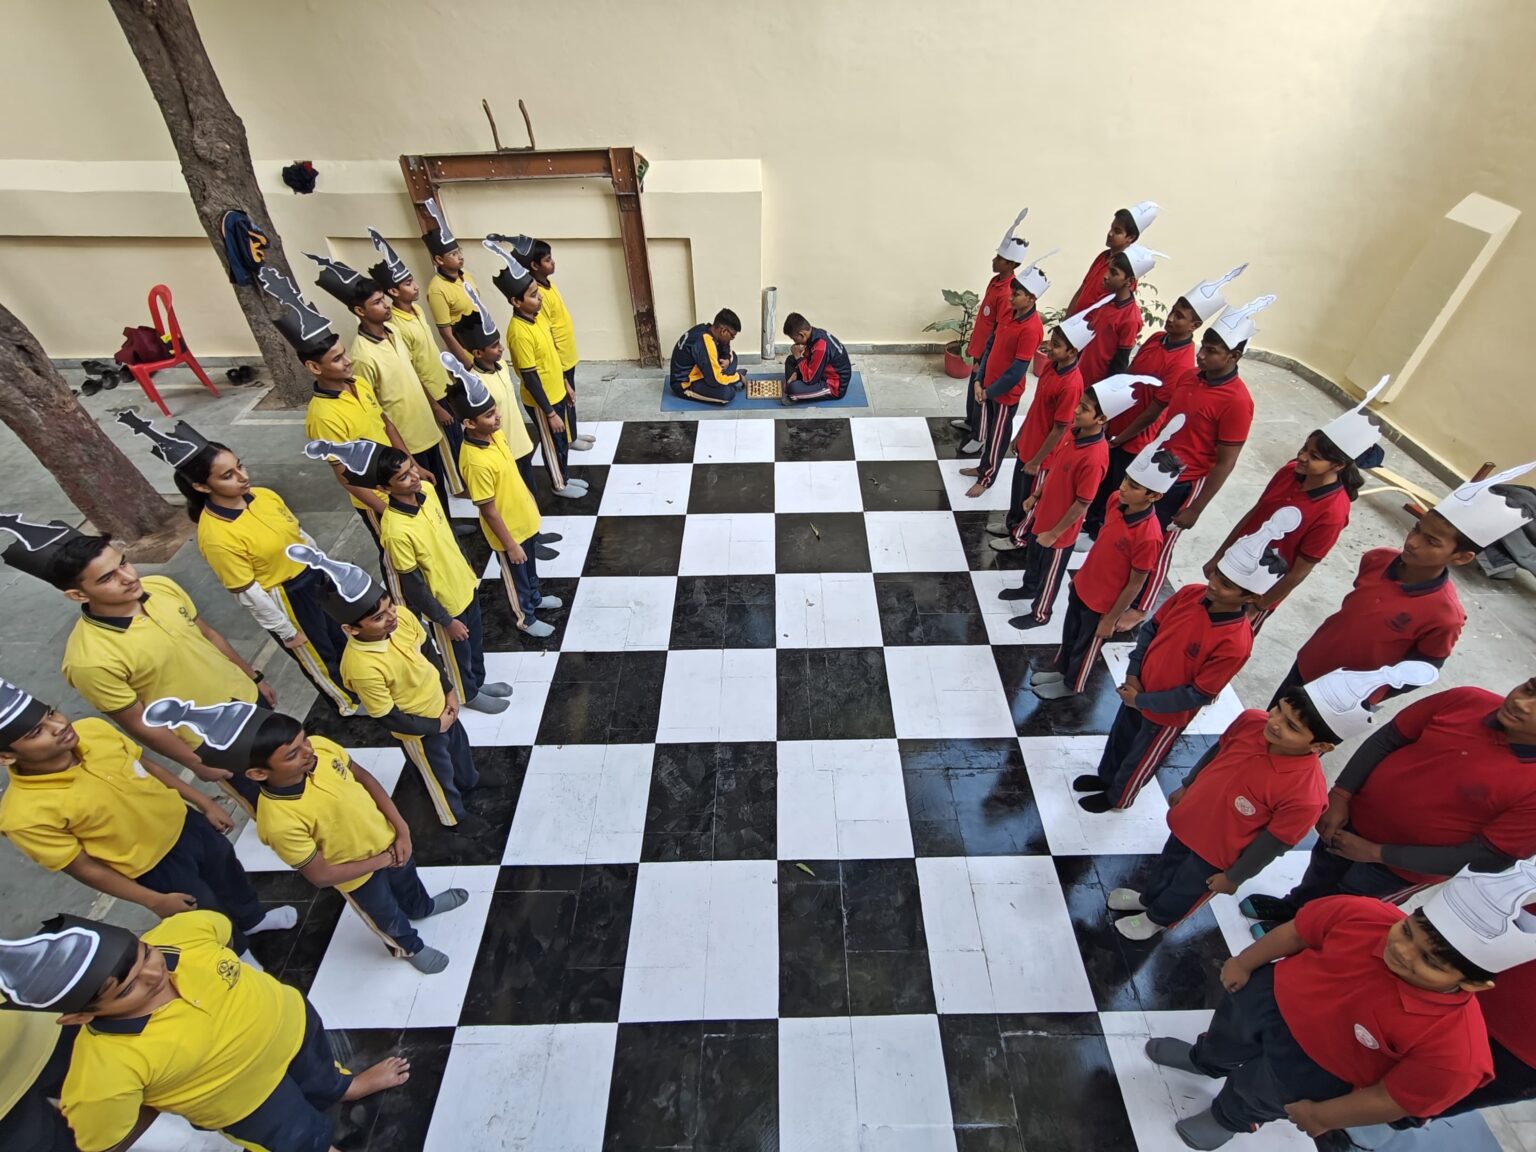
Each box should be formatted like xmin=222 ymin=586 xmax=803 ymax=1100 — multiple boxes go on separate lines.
xmin=451 ymin=593 xmax=487 ymax=702
xmin=348 ymin=857 xmax=433 ymax=955
xmin=1142 ymin=833 xmax=1221 ymax=926
xmin=0 ymin=1025 xmax=77 ymax=1152
xmin=417 ymin=721 xmax=479 ymax=821
xmin=1096 ymin=703 xmax=1184 ymax=810
xmin=220 ymin=998 xmax=350 ymax=1152
xmin=137 ymin=811 xmax=263 ymax=955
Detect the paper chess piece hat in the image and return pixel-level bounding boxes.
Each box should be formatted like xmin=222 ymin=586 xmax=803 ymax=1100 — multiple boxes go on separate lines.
xmin=1217 ymin=505 xmax=1302 ymax=594
xmin=259 ymin=267 xmax=337 ymax=358
xmin=1209 ymin=294 xmax=1277 ymax=351
xmin=1013 ymin=247 xmax=1058 ymax=298
xmin=484 ymin=238 xmax=535 ymax=304
xmin=420 ymin=196 xmax=458 ymax=257
xmin=0 ymin=677 xmax=50 ymax=749
xmin=1121 ymin=243 xmax=1166 ymax=280
xmin=442 ymin=354 xmax=497 ymax=421
xmin=996 ymin=208 xmax=1029 ymax=263
xmin=1126 ymin=200 xmax=1160 ymax=236
xmin=285 ymin=544 xmax=384 ymax=626
xmin=1090 ymin=375 xmax=1162 ymax=422
xmin=1433 ymin=460 xmax=1536 ymax=549
xmin=0 ymin=914 xmax=139 ymax=1013
xmin=143 ymin=697 xmax=270 ymax=772
xmin=367 ymin=228 xmax=411 ymax=287
xmin=115 ymin=409 xmax=213 ymax=474
xmin=1125 ymin=414 xmax=1187 ymax=494
xmin=305 ymin=252 xmax=375 ymax=308
xmin=487 ymin=232 xmax=537 ymax=265
xmin=1181 ymin=264 xmax=1248 ymax=323
xmin=0 ymin=514 xmax=88 ymax=582
xmin=1059 ymin=295 xmax=1113 ymax=352
xmin=452 ymin=283 xmax=502 ymax=352
xmin=1301 ymin=660 xmax=1439 ymax=742
xmin=304 ymin=439 xmax=384 ymax=487
xmin=1319 ymin=375 xmax=1391 ymax=461
xmin=1421 ymin=859 xmax=1536 ymax=974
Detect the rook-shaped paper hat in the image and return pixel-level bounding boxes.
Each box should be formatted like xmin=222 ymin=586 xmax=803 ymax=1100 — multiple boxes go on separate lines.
xmin=1433 ymin=460 xmax=1536 ymax=549
xmin=0 ymin=514 xmax=87 ymax=582
xmin=996 ymin=208 xmax=1029 ymax=263
xmin=484 ymin=238 xmax=534 ymax=305
xmin=304 ymin=439 xmax=384 ymax=487
xmin=0 ymin=914 xmax=139 ymax=1013
xmin=1217 ymin=505 xmax=1302 ymax=594
xmin=1300 ymin=660 xmax=1439 ymax=742
xmin=1126 ymin=200 xmax=1160 ymax=236
xmin=305 ymin=252 xmax=373 ymax=307
xmin=115 ymin=409 xmax=213 ymax=473
xmin=367 ymin=228 xmax=411 ymax=286
xmin=1090 ymin=375 xmax=1162 ymax=422
xmin=1319 ymin=375 xmax=1391 ymax=461
xmin=1059 ymin=295 xmax=1113 ymax=352
xmin=1013 ymin=247 xmax=1058 ymax=298
xmin=1180 ymin=264 xmax=1248 ymax=323
xmin=1421 ymin=859 xmax=1536 ymax=974
xmin=1125 ymin=414 xmax=1187 ymax=494
xmin=1121 ymin=243 xmax=1167 ymax=280
xmin=0 ymin=677 xmax=50 ymax=748
xmin=421 ymin=197 xmax=458 ymax=257
xmin=443 ymin=354 xmax=497 ymax=421
xmin=453 ymin=282 xmax=502 ymax=352
xmin=143 ymin=696 xmax=267 ymax=771
xmin=1209 ymin=294 xmax=1277 ymax=351
xmin=260 ymin=267 xmax=336 ymax=355
xmin=285 ymin=545 xmax=384 ymax=626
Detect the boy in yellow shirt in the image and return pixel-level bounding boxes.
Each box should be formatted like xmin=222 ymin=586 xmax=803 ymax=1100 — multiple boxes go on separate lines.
xmin=420 ymin=197 xmax=479 ymax=367
xmin=0 ymin=678 xmax=293 ymax=965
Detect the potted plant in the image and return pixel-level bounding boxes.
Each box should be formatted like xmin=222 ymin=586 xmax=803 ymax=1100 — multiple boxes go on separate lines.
xmin=925 ymin=288 xmax=980 ymax=379
xmin=1032 ymin=304 xmax=1067 ymax=376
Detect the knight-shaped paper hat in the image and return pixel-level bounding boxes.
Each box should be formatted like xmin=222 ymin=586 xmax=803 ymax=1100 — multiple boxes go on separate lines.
xmin=367 ymin=228 xmax=411 ymax=287
xmin=115 ymin=409 xmax=213 ymax=473
xmin=1014 ymin=247 xmax=1059 ymax=299
xmin=1301 ymin=660 xmax=1439 ymax=742
xmin=1208 ymin=294 xmax=1277 ymax=351
xmin=442 ymin=354 xmax=497 ymax=421
xmin=420 ymin=197 xmax=458 ymax=257
xmin=143 ymin=696 xmax=268 ymax=771
xmin=484 ymin=238 xmax=534 ymax=305
xmin=1125 ymin=414 xmax=1187 ymax=494
xmin=1090 ymin=375 xmax=1162 ymax=422
xmin=0 ymin=914 xmax=139 ymax=1013
xmin=259 ymin=267 xmax=337 ymax=356
xmin=487 ymin=232 xmax=536 ymax=263
xmin=1181 ymin=264 xmax=1248 ymax=323
xmin=1059 ymin=295 xmax=1112 ymax=352
xmin=1126 ymin=200 xmax=1160 ymax=236
xmin=305 ymin=252 xmax=373 ymax=307
xmin=452 ymin=283 xmax=502 ymax=352
xmin=1433 ymin=460 xmax=1536 ymax=549
xmin=1421 ymin=859 xmax=1536 ymax=974
xmin=1121 ymin=243 xmax=1166 ymax=280
xmin=996 ymin=208 xmax=1029 ymax=263
xmin=1319 ymin=375 xmax=1391 ymax=461
xmin=0 ymin=677 xmax=50 ymax=748
xmin=1217 ymin=505 xmax=1302 ymax=594
xmin=284 ymin=545 xmax=384 ymax=626
xmin=304 ymin=439 xmax=384 ymax=487
xmin=0 ymin=514 xmax=88 ymax=582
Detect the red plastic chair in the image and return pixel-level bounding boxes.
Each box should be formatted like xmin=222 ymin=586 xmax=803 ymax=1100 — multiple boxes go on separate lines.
xmin=128 ymin=284 xmax=221 ymax=417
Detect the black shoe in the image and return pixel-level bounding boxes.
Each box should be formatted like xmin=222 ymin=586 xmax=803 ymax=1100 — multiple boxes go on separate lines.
xmin=540 ymin=532 xmax=563 ymax=544
xmin=996 ymin=586 xmax=1032 ymax=601
xmin=1007 ymin=615 xmax=1049 ymax=630
xmin=1072 ymin=774 xmax=1108 ymax=793
xmin=82 ymin=359 xmax=113 ymax=374
xmin=1077 ymin=793 xmax=1114 ymax=814
xmin=1237 ymin=894 xmax=1296 ymax=922
xmin=534 ymin=544 xmax=559 ymax=561
xmin=80 ymin=377 xmax=103 ymax=396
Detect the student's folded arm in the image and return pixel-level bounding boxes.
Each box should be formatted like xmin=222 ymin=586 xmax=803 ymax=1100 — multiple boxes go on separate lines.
xmin=1225 ymin=830 xmax=1291 ymax=887
xmin=300 ymin=849 xmax=387 ymax=888
xmin=1332 ymin=721 xmax=1409 ymax=794
xmin=1380 ymin=838 xmax=1514 ymax=877
xmin=234 ymin=582 xmax=297 ymax=640
xmin=694 ymin=333 xmax=738 ymax=386
xmin=1133 ymin=684 xmax=1214 ymax=715
xmin=984 ymin=359 xmax=1028 ymax=399
xmin=398 ymin=569 xmax=452 ymax=627
xmin=1308 ymin=1081 xmax=1408 ymax=1130
xmin=380 ymin=707 xmax=441 ymax=736
xmin=1105 ymin=346 xmax=1131 ymax=376
xmin=1125 ymin=614 xmax=1160 ymax=677
xmin=800 ymin=339 xmax=829 ymax=384
xmin=518 ymin=367 xmax=553 ymax=413
xmin=63 ymin=853 xmax=166 ymax=912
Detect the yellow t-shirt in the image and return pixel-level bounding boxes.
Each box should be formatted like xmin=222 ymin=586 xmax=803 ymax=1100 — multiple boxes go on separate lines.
xmin=195 ymin=487 xmax=306 ymax=592
xmin=538 ymin=278 xmax=579 ymax=372
xmin=425 ymin=270 xmax=479 ymax=329
xmin=392 ymin=302 xmax=452 ymax=401
xmin=0 ymin=1013 xmax=61 ymax=1117
xmin=0 ymin=719 xmax=186 ymax=877
xmin=254 ymin=735 xmax=395 ymax=893
xmin=61 ymin=911 xmax=306 ymax=1150
xmin=62 ymin=575 xmax=257 ymax=748
xmin=459 ymin=430 xmax=542 ymax=549
xmin=304 ymin=380 xmax=391 ymax=511
xmin=350 ymin=326 xmax=439 ymax=455
xmin=469 ymin=362 xmax=534 ymax=457
xmin=380 ymin=486 xmax=479 ymax=618
xmin=506 ymin=312 xmax=568 ymax=408
xmin=341 ymin=605 xmax=446 ymax=730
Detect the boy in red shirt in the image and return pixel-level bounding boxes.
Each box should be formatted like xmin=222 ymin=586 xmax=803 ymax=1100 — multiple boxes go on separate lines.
xmin=1435 ymin=931 xmax=1536 ymax=1118
xmin=1079 ymin=507 xmax=1301 ymax=814
xmin=1076 ymin=244 xmax=1161 ymax=386
xmin=1065 ymin=200 xmax=1159 ymax=314
xmin=954 ymin=209 xmax=1029 ymax=446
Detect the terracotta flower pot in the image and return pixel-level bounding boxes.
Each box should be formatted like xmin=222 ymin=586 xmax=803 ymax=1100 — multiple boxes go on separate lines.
xmin=943 ymin=341 xmax=970 ymax=379
xmin=1031 ymin=348 xmax=1050 ymax=376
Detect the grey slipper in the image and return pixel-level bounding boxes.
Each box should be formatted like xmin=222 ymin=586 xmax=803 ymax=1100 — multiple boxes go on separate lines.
xmin=428 ymin=888 xmax=470 ymax=916
xmin=1145 ymin=1037 xmax=1202 ymax=1075
xmin=519 ymin=619 xmax=555 ymax=638
xmin=407 ymin=945 xmax=450 ymax=974
xmin=1032 ymin=670 xmax=1065 ymax=684
xmin=1032 ymin=679 xmax=1080 ymax=701
xmin=480 ymin=682 xmax=513 ymax=697
xmin=535 ymin=594 xmax=564 ymax=610
xmin=462 ymin=693 xmax=509 ymax=714
xmin=1175 ymin=1109 xmax=1235 ymax=1150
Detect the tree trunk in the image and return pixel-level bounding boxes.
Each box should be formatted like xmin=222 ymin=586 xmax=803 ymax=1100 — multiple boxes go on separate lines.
xmin=106 ymin=0 xmax=310 ymax=407
xmin=0 ymin=302 xmax=181 ymax=543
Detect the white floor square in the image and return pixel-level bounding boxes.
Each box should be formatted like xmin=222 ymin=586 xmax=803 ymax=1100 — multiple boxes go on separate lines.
xmin=233 ymin=746 xmax=405 ymax=872
xmin=454 ymin=651 xmax=558 ymax=746
xmin=503 ymin=743 xmax=655 ymax=865
xmin=693 ymin=418 xmax=776 ymax=463
xmin=774 ymin=460 xmax=863 ymax=513
xmin=655 ymin=648 xmax=778 ymax=742
xmin=678 ymin=512 xmax=777 ymax=575
xmin=560 ymin=575 xmax=677 ymax=651
xmin=774 ymin=572 xmax=884 ymax=648
xmin=937 ymin=457 xmax=1014 ymax=512
xmin=883 ymin=646 xmax=1016 ymax=738
xmin=1021 ymin=735 xmax=1174 ymax=855
xmin=864 ymin=510 xmax=969 ymax=572
xmin=481 ymin=515 xmax=594 ymax=582
xmin=777 ymin=739 xmax=914 ymax=859
xmin=1100 ymin=642 xmax=1247 ymax=736
xmin=968 ymin=569 xmax=1072 ymax=646
xmin=597 ymin=463 xmax=693 ymax=516
xmin=850 ymin=416 xmax=939 ymax=461
xmin=1212 ymin=848 xmax=1313 ymax=957
xmin=532 ymin=419 xmax=625 ymax=467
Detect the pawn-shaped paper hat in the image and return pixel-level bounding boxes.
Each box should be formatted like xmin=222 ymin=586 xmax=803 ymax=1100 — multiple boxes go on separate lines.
xmin=452 ymin=283 xmax=502 ymax=352
xmin=0 ymin=676 xmax=51 ymax=749
xmin=0 ymin=914 xmax=139 ymax=1013
xmin=305 ymin=252 xmax=373 ymax=307
xmin=285 ymin=544 xmax=384 ymax=626
xmin=143 ymin=696 xmax=269 ymax=772
xmin=1126 ymin=200 xmax=1160 ymax=236
xmin=483 ymin=237 xmax=534 ymax=305
xmin=367 ymin=228 xmax=411 ymax=287
xmin=1089 ymin=375 xmax=1162 ymax=422
xmin=1301 ymin=660 xmax=1439 ymax=743
xmin=1319 ymin=375 xmax=1391 ymax=461
xmin=420 ymin=197 xmax=458 ymax=257
xmin=1013 ymin=247 xmax=1059 ymax=298
xmin=0 ymin=514 xmax=87 ymax=582
xmin=1180 ymin=263 xmax=1248 ymax=323
xmin=442 ymin=353 xmax=497 ymax=422
xmin=304 ymin=439 xmax=384 ymax=487
xmin=1421 ymin=859 xmax=1536 ymax=975
xmin=1433 ymin=460 xmax=1536 ymax=549
xmin=1216 ymin=505 xmax=1302 ymax=594
xmin=115 ymin=409 xmax=213 ymax=474
xmin=259 ymin=267 xmax=337 ymax=356
xmin=1121 ymin=243 xmax=1167 ymax=280
xmin=996 ymin=208 xmax=1029 ymax=263
xmin=1059 ymin=295 xmax=1113 ymax=352
xmin=1209 ymin=294 xmax=1277 ymax=351
xmin=1125 ymin=414 xmax=1187 ymax=494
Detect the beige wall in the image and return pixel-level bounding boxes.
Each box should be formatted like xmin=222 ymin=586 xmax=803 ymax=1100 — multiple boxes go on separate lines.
xmin=0 ymin=0 xmax=1533 ymax=476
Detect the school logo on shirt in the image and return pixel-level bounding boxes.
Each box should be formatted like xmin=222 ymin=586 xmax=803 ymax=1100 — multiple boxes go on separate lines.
xmin=1233 ymin=795 xmax=1257 ymax=817
xmin=1353 ymin=1023 xmax=1380 ymax=1050
xmin=1386 ymin=611 xmax=1413 ymax=634
xmin=1185 ymin=642 xmax=1202 ymax=660
xmin=177 ymin=605 xmax=191 ymax=621
xmin=218 ymin=956 xmax=242 ymax=989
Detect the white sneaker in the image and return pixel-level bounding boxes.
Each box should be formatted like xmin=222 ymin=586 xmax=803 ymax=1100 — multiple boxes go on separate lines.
xmin=949 ymin=419 xmax=971 ymax=431
xmin=960 ymin=439 xmax=982 ymax=454
xmin=1106 ymin=888 xmax=1146 ymax=912
xmin=989 ymin=537 xmax=1021 ymax=552
xmin=569 ymin=439 xmax=594 ymax=451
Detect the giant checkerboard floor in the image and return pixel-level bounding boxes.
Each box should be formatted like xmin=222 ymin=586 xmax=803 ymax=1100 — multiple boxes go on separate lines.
xmin=142 ymin=416 xmax=1332 ymax=1152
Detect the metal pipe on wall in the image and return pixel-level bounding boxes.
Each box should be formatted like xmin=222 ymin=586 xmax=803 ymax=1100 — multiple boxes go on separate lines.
xmin=761 ymin=287 xmax=777 ymax=361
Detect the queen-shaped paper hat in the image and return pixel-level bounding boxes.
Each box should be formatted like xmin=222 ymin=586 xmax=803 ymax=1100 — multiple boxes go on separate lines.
xmin=1421 ymin=859 xmax=1536 ymax=974
xmin=996 ymin=208 xmax=1029 ymax=262
xmin=1319 ymin=375 xmax=1391 ymax=460
xmin=1059 ymin=295 xmax=1113 ymax=352
xmin=1126 ymin=200 xmax=1160 ymax=236
xmin=1217 ymin=505 xmax=1302 ymax=594
xmin=143 ymin=696 xmax=269 ymax=771
xmin=1125 ymin=414 xmax=1186 ymax=494
xmin=1090 ymin=375 xmax=1162 ymax=422
xmin=1013 ymin=247 xmax=1058 ymax=299
xmin=1180 ymin=264 xmax=1248 ymax=323
xmin=1433 ymin=460 xmax=1536 ymax=549
xmin=1209 ymin=294 xmax=1277 ymax=351
xmin=285 ymin=545 xmax=383 ymax=626
xmin=1121 ymin=243 xmax=1166 ymax=280
xmin=1300 ymin=660 xmax=1439 ymax=742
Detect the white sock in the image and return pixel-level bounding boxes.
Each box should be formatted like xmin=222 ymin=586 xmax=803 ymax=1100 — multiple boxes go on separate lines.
xmin=250 ymin=905 xmax=298 ymax=934
xmin=239 ymin=948 xmax=264 ymax=972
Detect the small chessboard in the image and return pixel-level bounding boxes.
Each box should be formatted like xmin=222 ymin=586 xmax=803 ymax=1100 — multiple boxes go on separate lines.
xmin=744 ymin=377 xmax=783 ymax=399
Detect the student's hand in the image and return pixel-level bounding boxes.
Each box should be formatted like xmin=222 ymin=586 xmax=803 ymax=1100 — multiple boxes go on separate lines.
xmin=1093 ymin=615 xmax=1119 ymax=641
xmin=1171 ymin=507 xmax=1201 ymax=531
xmin=1023 ymin=460 xmax=1042 ymax=476
xmin=1114 ymin=608 xmax=1146 ymax=633
xmin=282 ymin=630 xmax=310 ymax=651
xmin=548 ymin=412 xmax=565 ymax=435
xmin=433 ymin=403 xmax=454 ymax=428
xmin=438 ymin=706 xmax=456 ymax=733
xmin=973 ymin=382 xmax=984 ymax=403
xmin=1201 ymin=555 xmax=1220 ymax=580
xmin=390 ymin=826 xmax=413 ymax=866
xmin=1283 ymin=1100 xmax=1333 ymax=1138
xmin=1124 ymin=675 xmax=1143 ymax=694
xmin=1022 ymin=495 xmax=1038 ymax=513
xmin=506 ymin=541 xmax=528 ymax=565
xmin=1219 ymin=957 xmax=1251 ymax=993
xmin=1116 ymin=683 xmax=1140 ymax=709
xmin=1206 ymin=872 xmax=1238 ymax=896
xmin=200 ymin=801 xmax=236 ymax=834
xmin=1167 ymin=786 xmax=1187 ymax=807
xmin=1315 ymin=793 xmax=1351 ymax=842
xmin=256 ymin=679 xmax=278 ymax=708
xmin=150 ymin=892 xmax=199 ymax=917
xmin=189 ymin=760 xmax=233 ymax=784
xmin=1326 ymin=829 xmax=1383 ymax=864
xmin=791 ymin=343 xmax=806 ymax=359
xmin=446 ymin=619 xmax=470 ymax=642
xmin=414 ymin=463 xmax=435 ymax=485
xmin=1036 ymin=529 xmax=1060 ymax=548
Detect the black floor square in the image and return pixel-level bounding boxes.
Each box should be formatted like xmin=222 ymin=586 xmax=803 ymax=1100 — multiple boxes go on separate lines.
xmin=774 ymin=417 xmax=855 ymax=461
xmin=900 ymin=738 xmax=1047 ymax=855
xmin=670 ymin=574 xmax=776 ymax=649
xmin=687 ymin=462 xmax=776 ymax=514
xmin=399 ymin=746 xmax=529 ymax=867
xmin=247 ymin=871 xmax=345 ymax=995
xmin=302 ymin=696 xmax=396 ymax=750
xmin=531 ymin=462 xmax=609 ymax=512
xmin=535 ymin=650 xmax=668 ymax=744
xmin=874 ymin=571 xmax=989 ymax=645
xmin=642 ymin=742 xmax=776 ymax=861
xmin=775 ymin=511 xmax=871 ymax=573
xmin=325 ymin=1027 xmax=454 ymax=1152
xmin=479 ymin=574 xmax=578 ymax=651
xmin=857 ymin=460 xmax=952 ymax=512
xmin=953 ymin=510 xmax=1032 ymax=572
xmin=776 ymin=647 xmax=896 ymax=739
xmin=613 ymin=420 xmax=699 ymax=464
xmin=583 ymin=515 xmax=686 ymax=576
xmin=994 ymin=645 xmax=1125 ymax=736
xmin=926 ymin=415 xmax=975 ymax=460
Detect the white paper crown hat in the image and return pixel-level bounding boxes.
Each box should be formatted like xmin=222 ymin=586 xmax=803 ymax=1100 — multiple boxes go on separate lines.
xmin=1125 ymin=414 xmax=1187 ymax=493
xmin=1217 ymin=505 xmax=1302 ymax=594
xmin=997 ymin=208 xmax=1029 ymax=263
xmin=1181 ymin=263 xmax=1248 ymax=322
xmin=1090 ymin=375 xmax=1162 ymax=421
xmin=1210 ymin=294 xmax=1277 ymax=350
xmin=1059 ymin=295 xmax=1113 ymax=351
xmin=1319 ymin=375 xmax=1390 ymax=460
xmin=1122 ymin=244 xmax=1167 ymax=280
xmin=1433 ymin=460 xmax=1536 ymax=549
xmin=1014 ymin=247 xmax=1058 ymax=298
xmin=1301 ymin=660 xmax=1439 ymax=741
xmin=1126 ymin=200 xmax=1160 ymax=236
xmin=1421 ymin=859 xmax=1536 ymax=974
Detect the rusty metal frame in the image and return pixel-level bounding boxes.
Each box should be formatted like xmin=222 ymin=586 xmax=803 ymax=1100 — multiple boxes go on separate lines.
xmin=398 ymin=147 xmax=661 ymax=366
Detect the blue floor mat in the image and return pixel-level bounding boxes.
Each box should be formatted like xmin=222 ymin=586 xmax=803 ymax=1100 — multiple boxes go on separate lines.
xmin=659 ymin=371 xmax=868 ymax=412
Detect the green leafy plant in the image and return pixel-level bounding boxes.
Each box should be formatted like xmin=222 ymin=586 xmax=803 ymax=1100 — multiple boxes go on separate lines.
xmin=1137 ymin=281 xmax=1169 ymax=333
xmin=924 ymin=289 xmax=980 ymax=352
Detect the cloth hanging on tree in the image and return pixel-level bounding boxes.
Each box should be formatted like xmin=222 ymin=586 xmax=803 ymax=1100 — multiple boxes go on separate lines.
xmin=220 ymin=209 xmax=270 ymax=286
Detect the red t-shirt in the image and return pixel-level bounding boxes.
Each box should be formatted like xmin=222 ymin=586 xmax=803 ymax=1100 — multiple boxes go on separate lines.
xmin=1014 ymin=358 xmax=1084 ymax=464
xmin=1234 ymin=463 xmax=1353 ymax=566
xmin=1168 ymin=709 xmax=1327 ymax=869
xmin=1476 ymin=947 xmax=1536 ymax=1067
xmin=1295 ymin=549 xmax=1466 ymax=684
xmin=1031 ymin=432 xmax=1110 ymax=549
xmin=1349 ymin=687 xmax=1536 ymax=884
xmin=1274 ymin=896 xmax=1492 ymax=1116
xmin=982 ymin=307 xmax=1043 ymax=406
xmin=1136 ymin=584 xmax=1254 ymax=727
xmin=1110 ymin=332 xmax=1196 ymax=451
xmin=1067 ymin=250 xmax=1111 ymax=315
xmin=968 ymin=272 xmax=1014 ymax=361
xmin=1076 ymin=294 xmax=1142 ymax=387
xmin=1072 ymin=501 xmax=1163 ymax=614
xmin=1159 ymin=369 xmax=1254 ymax=481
